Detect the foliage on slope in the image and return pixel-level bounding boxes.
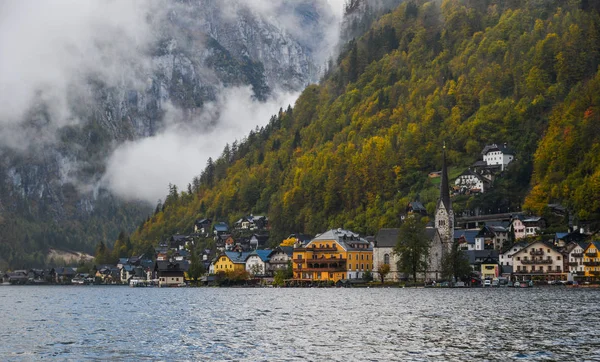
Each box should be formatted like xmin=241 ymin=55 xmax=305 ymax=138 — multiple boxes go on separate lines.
xmin=131 ymin=0 xmax=600 ymax=251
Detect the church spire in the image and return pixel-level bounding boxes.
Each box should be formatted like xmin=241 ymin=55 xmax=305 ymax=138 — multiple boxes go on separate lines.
xmin=440 ymin=142 xmax=451 ymax=211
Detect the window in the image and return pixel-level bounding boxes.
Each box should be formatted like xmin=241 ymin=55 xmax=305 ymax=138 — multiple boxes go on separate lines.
xmin=557 ymin=256 xmax=561 ymax=260
xmin=384 ymin=254 xmax=390 ymax=265
xmin=361 ymin=254 xmax=364 ymax=260
xmin=361 ymin=264 xmax=364 ymax=270
xmin=349 ymin=254 xmax=352 ymax=260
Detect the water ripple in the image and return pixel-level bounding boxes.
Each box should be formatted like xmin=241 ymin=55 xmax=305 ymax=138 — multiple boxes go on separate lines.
xmin=0 ymin=286 xmax=599 ymax=360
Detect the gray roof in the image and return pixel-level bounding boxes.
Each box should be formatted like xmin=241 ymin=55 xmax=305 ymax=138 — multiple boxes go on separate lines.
xmin=375 ymin=228 xmax=400 ymax=248
xmin=312 ymin=229 xmax=372 ymax=251
xmin=464 ymin=250 xmax=499 ymax=265
xmin=481 ymin=143 xmax=514 ymax=155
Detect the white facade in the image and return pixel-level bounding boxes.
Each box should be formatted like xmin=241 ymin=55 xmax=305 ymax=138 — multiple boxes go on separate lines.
xmin=455 ymin=173 xmax=486 ymax=193
xmin=372 ymin=246 xmax=400 ymax=281
xmin=245 ymin=255 xmax=267 ymax=276
xmin=499 ymin=243 xmax=526 ymax=266
xmin=568 ymin=244 xmax=585 ymax=275
xmin=483 ymin=149 xmax=514 ymax=171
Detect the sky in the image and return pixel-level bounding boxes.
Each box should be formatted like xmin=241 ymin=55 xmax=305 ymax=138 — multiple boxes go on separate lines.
xmin=0 ymin=0 xmax=344 ymax=204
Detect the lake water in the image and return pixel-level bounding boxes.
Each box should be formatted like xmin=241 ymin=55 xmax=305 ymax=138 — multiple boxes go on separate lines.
xmin=1 ymin=286 xmax=599 ymax=361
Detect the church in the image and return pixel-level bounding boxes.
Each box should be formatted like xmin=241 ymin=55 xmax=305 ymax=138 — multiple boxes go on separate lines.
xmin=373 ymin=147 xmax=454 ymax=282
xmin=425 ymin=146 xmax=454 ymax=281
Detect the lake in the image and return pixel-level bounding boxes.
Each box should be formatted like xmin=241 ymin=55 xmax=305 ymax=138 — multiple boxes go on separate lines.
xmin=1 ymin=286 xmax=599 ymax=361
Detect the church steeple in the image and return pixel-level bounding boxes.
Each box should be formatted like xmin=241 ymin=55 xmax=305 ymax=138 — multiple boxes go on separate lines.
xmin=439 ymin=142 xmax=451 ymax=212
xmin=435 ymin=143 xmax=454 ymax=247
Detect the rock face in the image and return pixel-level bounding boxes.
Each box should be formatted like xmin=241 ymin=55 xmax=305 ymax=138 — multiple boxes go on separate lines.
xmin=0 ymin=0 xmax=336 ymax=262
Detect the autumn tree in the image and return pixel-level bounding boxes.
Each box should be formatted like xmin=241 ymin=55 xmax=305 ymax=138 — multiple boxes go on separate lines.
xmin=377 ymin=262 xmax=391 ymax=283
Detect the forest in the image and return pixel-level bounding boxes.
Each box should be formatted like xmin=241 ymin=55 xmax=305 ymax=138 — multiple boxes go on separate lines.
xmin=128 ymin=0 xmax=600 ymax=254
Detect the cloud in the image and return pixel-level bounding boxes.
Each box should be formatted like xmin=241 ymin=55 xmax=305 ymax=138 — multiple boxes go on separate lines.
xmin=0 ymin=0 xmax=342 ymax=205
xmin=101 ymin=86 xmax=300 ymax=203
xmin=0 ymin=0 xmax=155 ymax=132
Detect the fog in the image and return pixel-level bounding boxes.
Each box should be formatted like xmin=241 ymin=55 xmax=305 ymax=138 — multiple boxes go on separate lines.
xmin=0 ymin=0 xmax=344 ymax=204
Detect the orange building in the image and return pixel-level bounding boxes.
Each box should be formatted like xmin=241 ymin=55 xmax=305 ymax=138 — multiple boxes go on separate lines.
xmin=292 ymin=229 xmax=373 ymax=282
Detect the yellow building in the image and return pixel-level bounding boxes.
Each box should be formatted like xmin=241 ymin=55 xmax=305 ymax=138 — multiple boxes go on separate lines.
xmin=213 ymin=251 xmax=251 ymax=273
xmin=292 ymin=229 xmax=373 ymax=282
xmin=583 ymin=241 xmax=600 ymax=280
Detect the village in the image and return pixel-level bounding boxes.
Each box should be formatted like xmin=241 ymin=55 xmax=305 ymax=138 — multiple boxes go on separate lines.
xmin=2 ymin=144 xmax=599 ymax=288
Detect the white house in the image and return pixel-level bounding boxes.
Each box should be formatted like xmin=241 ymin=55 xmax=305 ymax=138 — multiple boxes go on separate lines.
xmin=474 ymin=225 xmax=510 ymax=251
xmin=245 ymin=250 xmax=272 ymax=277
xmin=510 ymin=216 xmax=546 ymax=240
xmin=455 ymin=169 xmax=488 ymax=194
xmin=499 ymin=241 xmax=527 ymax=267
xmin=481 ymin=143 xmax=514 ymax=171
xmin=566 ymin=242 xmax=586 ymax=280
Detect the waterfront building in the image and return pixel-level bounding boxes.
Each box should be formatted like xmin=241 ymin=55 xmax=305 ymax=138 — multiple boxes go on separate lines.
xmin=565 ymin=241 xmax=586 ymax=280
xmin=245 ymin=250 xmax=273 ymax=277
xmin=153 ymin=260 xmax=189 ymax=287
xmin=292 ymin=228 xmax=373 ymax=282
xmin=213 ymin=251 xmax=252 ymax=273
xmin=268 ymin=247 xmax=293 ymax=275
xmin=583 ymin=241 xmax=600 ymax=281
xmin=511 ymin=241 xmax=564 ymax=282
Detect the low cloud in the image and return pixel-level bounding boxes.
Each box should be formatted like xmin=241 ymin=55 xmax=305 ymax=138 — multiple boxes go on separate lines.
xmin=0 ymin=0 xmax=342 ymax=206
xmin=101 ymin=86 xmax=300 ymax=204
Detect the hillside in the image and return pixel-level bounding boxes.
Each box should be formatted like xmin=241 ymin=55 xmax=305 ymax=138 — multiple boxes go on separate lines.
xmin=131 ymin=0 xmax=600 ymax=251
xmin=0 ymin=0 xmax=337 ymax=269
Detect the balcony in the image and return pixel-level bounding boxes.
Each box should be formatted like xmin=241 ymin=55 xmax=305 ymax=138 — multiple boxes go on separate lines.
xmin=295 ymin=245 xmax=338 ymax=252
xmin=530 ymin=250 xmax=544 ymax=256
xmin=568 ymin=262 xmax=579 ymax=267
xmin=516 ymin=269 xmax=562 ymax=274
xmin=571 ymin=253 xmax=583 ymax=258
xmin=586 ymin=252 xmax=597 ymax=257
xmin=521 ymin=259 xmax=553 ymax=264
xmin=293 ymin=257 xmax=346 ymax=264
xmin=269 ymin=259 xmax=292 ymax=265
xmin=590 ymin=271 xmax=600 ymax=276
xmin=301 ymin=267 xmax=346 ymax=272
xmin=583 ymin=261 xmax=600 ymax=266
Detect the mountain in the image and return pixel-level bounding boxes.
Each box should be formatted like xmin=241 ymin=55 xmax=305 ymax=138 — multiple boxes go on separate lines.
xmin=131 ymin=0 xmax=600 ymax=252
xmin=0 ymin=0 xmax=338 ymax=269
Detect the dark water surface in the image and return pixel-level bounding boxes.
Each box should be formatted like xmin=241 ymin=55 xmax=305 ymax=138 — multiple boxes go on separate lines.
xmin=1 ymin=286 xmax=599 ymax=361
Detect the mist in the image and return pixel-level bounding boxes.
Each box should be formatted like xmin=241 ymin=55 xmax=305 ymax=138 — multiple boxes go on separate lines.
xmin=0 ymin=0 xmax=344 ymax=205
xmin=102 ymin=86 xmax=300 ymax=203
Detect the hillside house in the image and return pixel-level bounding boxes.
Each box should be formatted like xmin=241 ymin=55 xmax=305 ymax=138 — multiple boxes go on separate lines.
xmin=510 ymin=216 xmax=546 ymax=240
xmin=194 ymin=218 xmax=212 ymax=235
xmin=454 ymin=169 xmax=489 ymax=194
xmin=474 ymin=225 xmax=509 ymax=251
xmin=481 ymin=143 xmax=514 ymax=171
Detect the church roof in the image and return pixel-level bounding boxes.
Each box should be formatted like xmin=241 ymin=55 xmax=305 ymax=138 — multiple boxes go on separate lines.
xmin=438 ymin=146 xmax=451 ymax=212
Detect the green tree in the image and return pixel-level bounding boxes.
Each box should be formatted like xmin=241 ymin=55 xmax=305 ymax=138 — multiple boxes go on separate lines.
xmin=441 ymin=241 xmax=472 ymax=282
xmin=187 ymin=249 xmax=206 ymax=286
xmin=394 ymin=216 xmax=430 ymax=282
